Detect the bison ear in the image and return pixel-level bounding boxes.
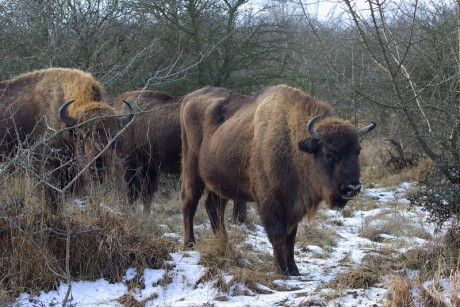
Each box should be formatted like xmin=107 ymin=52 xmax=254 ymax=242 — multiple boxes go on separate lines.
xmin=298 ymin=138 xmax=319 ymax=153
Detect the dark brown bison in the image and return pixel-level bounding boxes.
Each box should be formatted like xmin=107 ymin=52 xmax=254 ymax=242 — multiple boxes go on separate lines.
xmin=180 ymin=85 xmax=376 ymax=275
xmin=0 ymin=67 xmax=132 ymax=210
xmin=113 ymin=90 xmax=247 ymax=221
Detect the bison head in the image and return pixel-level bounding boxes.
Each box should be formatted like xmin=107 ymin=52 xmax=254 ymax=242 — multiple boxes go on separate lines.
xmin=298 ymin=115 xmax=376 ymax=209
xmin=59 ymin=99 xmax=133 ymax=182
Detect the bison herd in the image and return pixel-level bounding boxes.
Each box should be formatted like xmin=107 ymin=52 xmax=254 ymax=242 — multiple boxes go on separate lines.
xmin=0 ymin=67 xmax=375 ymax=276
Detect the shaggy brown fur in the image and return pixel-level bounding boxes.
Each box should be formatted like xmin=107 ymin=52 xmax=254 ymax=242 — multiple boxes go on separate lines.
xmin=180 ymin=85 xmax=375 ymax=275
xmin=113 ymin=90 xmax=247 ymax=221
xmin=113 ymin=90 xmax=182 ymax=212
xmin=0 ymin=68 xmax=129 ymax=211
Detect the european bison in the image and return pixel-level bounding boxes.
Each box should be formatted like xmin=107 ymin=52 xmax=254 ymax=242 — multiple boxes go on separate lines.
xmin=0 ymin=67 xmax=132 ymax=210
xmin=113 ymin=90 xmax=182 ymax=212
xmin=180 ymin=85 xmax=376 ymax=275
xmin=113 ymin=89 xmax=247 ymax=221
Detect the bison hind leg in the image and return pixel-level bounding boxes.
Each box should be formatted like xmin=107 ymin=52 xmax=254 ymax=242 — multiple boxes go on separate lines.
xmin=205 ymin=191 xmax=229 ymax=242
xmin=232 ymin=200 xmax=247 ymax=224
xmin=181 ymin=177 xmax=204 ymax=248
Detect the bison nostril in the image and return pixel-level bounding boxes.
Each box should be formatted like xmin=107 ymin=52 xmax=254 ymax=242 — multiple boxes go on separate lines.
xmin=342 ymin=184 xmax=361 ymax=198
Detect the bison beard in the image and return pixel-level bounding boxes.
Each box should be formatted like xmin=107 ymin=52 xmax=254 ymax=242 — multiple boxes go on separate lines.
xmin=180 ymin=85 xmax=376 ymax=276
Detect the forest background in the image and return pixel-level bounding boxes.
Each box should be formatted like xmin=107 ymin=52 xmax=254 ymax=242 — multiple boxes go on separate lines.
xmin=1 ymin=0 xmax=459 ymax=305
xmin=1 ymin=0 xmax=458 ymax=188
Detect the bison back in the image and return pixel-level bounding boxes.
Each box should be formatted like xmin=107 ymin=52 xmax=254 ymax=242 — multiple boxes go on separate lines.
xmin=114 ymin=90 xmax=182 ymax=174
xmin=181 ymin=87 xmax=257 ymax=201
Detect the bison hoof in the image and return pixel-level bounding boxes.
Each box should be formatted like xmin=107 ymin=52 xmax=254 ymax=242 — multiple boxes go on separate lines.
xmin=289 ymin=265 xmax=300 ymax=276
xmin=289 ymin=269 xmax=301 ymax=276
xmin=278 ymin=266 xmax=300 ymax=277
xmin=184 ymin=241 xmax=195 ymax=249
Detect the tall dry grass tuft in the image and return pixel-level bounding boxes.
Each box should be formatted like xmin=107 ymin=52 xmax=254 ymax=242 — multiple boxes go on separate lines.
xmin=393 ymin=231 xmax=460 ymax=306
xmin=1 ymin=208 xmax=176 ymax=296
xmin=296 ymin=219 xmax=338 ymax=255
xmin=327 ymin=264 xmax=383 ymax=290
xmin=197 ymin=236 xmax=241 ymax=272
xmin=385 ymin=273 xmax=416 ymax=307
xmin=328 ymin=247 xmax=403 ymax=292
xmin=0 ymin=171 xmax=177 ymax=301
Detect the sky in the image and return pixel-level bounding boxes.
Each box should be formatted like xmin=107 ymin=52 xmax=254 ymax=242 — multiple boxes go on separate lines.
xmin=242 ymin=0 xmax=370 ymax=20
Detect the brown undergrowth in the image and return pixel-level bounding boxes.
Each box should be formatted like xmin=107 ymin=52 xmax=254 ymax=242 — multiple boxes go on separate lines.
xmin=0 ymin=173 xmax=177 ymax=301
xmin=0 ymin=208 xmax=176 ymax=297
xmin=384 ymin=231 xmax=460 ymax=306
xmin=195 ymin=235 xmax=289 ymax=298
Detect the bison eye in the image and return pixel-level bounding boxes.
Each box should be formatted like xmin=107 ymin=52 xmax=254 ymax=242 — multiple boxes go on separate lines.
xmin=324 ymin=152 xmax=337 ymax=161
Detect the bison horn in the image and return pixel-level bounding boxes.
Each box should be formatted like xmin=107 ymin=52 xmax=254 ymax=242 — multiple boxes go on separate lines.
xmin=357 ymin=122 xmax=377 ymax=136
xmin=59 ymin=100 xmax=77 ymax=127
xmin=307 ymin=115 xmax=322 ymax=139
xmin=118 ymin=99 xmax=134 ymax=126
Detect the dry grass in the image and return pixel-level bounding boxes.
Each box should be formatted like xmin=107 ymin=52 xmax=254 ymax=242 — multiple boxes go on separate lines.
xmin=360 ymin=138 xmax=429 ymax=187
xmin=327 ymin=248 xmax=402 ymax=291
xmin=0 ymin=172 xmax=178 ymax=301
xmin=196 ymin=227 xmax=272 ymax=273
xmin=387 ymin=232 xmax=460 ymax=306
xmin=397 ymin=234 xmax=458 ymax=275
xmin=0 ymin=208 xmax=177 ymax=296
xmin=385 ymin=273 xmax=416 ymax=307
xmin=2 ymin=135 xmax=456 ymax=305
xmin=297 ymin=220 xmax=339 ymax=253
xmin=193 ymin=228 xmax=290 ymax=297
xmin=376 ymin=166 xmax=422 ymax=187
xmin=359 ymin=139 xmax=386 ymax=182
xmin=359 ymin=208 xmax=431 ymax=243
xmin=385 ymin=272 xmax=458 ymax=307
xmin=327 ymin=265 xmax=383 ymax=290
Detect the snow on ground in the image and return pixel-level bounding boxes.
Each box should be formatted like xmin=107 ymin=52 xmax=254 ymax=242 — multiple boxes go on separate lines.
xmin=14 ymin=182 xmax=441 ymax=306
xmin=362 ymin=182 xmax=413 ymax=203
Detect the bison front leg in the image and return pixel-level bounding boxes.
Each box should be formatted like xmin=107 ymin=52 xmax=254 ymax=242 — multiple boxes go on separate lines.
xmin=124 ymin=165 xmax=140 ymax=205
xmin=141 ymin=167 xmax=159 ymax=214
xmin=205 ymin=192 xmax=229 ymax=242
xmin=285 ymin=225 xmax=300 ymax=276
xmin=259 ymin=205 xmax=289 ymax=275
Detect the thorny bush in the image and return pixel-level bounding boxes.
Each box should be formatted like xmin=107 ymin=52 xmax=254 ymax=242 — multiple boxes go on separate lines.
xmin=410 ymin=164 xmax=460 ymax=229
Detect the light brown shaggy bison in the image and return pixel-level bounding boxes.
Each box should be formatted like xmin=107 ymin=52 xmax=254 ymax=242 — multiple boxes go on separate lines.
xmin=180 ymin=85 xmax=376 ymax=276
xmin=113 ymin=89 xmax=247 ymax=221
xmin=0 ymin=67 xmax=132 ymax=210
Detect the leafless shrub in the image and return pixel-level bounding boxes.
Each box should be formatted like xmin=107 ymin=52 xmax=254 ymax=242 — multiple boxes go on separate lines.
xmin=410 ymin=165 xmax=460 ymax=229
